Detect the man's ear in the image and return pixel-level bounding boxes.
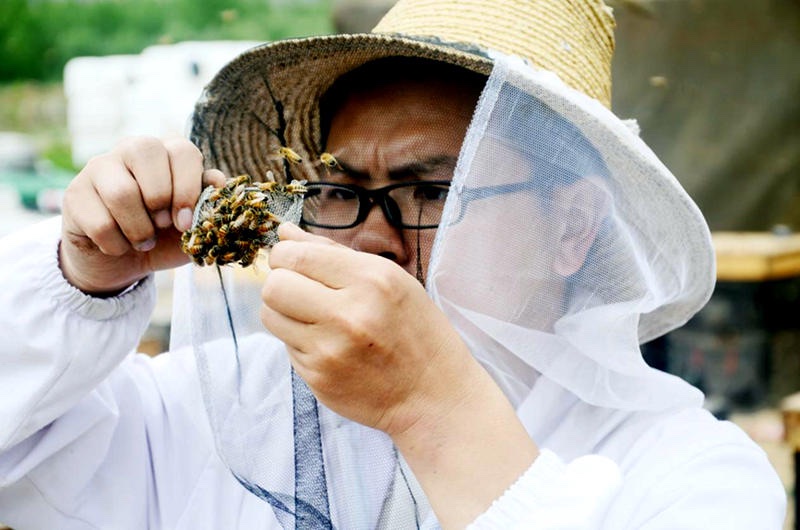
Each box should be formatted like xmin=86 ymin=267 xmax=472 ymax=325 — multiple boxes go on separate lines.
xmin=552 ymin=177 xmax=610 ymax=277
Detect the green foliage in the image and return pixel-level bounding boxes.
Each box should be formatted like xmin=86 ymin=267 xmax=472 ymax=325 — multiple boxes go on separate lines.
xmin=0 ymin=0 xmax=333 ymax=82
xmin=0 ymin=81 xmax=64 ymax=133
xmin=0 ymin=81 xmax=71 ymax=169
xmin=42 ymin=140 xmax=77 ymax=172
xmin=0 ymin=0 xmax=48 ymax=80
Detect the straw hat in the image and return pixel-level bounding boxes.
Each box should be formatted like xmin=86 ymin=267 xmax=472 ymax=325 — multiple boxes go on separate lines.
xmin=190 ymin=0 xmax=616 ymax=181
xmin=189 ymin=0 xmax=715 ymax=342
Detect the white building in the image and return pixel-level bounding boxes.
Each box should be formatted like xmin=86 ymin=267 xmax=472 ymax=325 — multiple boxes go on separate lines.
xmin=64 ymin=40 xmax=261 ymax=167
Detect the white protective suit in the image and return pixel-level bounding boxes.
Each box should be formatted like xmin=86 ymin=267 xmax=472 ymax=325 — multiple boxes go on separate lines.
xmin=0 ymin=52 xmax=788 ymax=530
xmin=0 ymin=219 xmax=786 ymax=528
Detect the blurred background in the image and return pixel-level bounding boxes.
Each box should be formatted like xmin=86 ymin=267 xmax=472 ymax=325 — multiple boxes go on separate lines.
xmin=0 ymin=0 xmax=798 ymax=528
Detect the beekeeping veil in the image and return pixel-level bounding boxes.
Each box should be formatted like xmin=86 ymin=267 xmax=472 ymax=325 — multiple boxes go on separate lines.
xmin=172 ymin=0 xmax=714 ymax=527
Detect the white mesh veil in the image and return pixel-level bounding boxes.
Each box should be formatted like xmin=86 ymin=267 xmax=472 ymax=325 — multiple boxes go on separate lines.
xmin=428 ymin=54 xmax=711 ymax=411
xmin=170 ymin=53 xmax=712 ymax=527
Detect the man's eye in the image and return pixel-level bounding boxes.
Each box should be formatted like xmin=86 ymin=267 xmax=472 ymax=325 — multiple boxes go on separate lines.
xmin=325 ymin=187 xmax=357 ymax=201
xmin=414 ymin=185 xmax=449 ymax=201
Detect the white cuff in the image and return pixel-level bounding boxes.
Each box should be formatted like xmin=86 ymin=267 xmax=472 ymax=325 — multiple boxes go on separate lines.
xmin=468 ymin=449 xmax=622 ymax=529
xmin=0 ymin=217 xmax=157 ymax=449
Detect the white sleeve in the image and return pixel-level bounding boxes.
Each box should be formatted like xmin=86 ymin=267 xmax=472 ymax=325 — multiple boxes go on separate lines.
xmin=0 ymin=217 xmax=166 ymax=529
xmin=0 ymin=216 xmax=157 ymax=451
xmin=0 ymin=219 xmax=280 ymax=530
xmin=468 ymin=415 xmax=786 ymax=530
xmin=467 ymin=449 xmax=622 ymax=530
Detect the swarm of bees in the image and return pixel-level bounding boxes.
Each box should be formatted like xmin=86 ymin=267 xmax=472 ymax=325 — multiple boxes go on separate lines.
xmin=180 ymin=173 xmax=307 ymax=267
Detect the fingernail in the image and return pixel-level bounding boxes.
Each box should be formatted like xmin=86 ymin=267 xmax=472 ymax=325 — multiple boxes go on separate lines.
xmin=153 ymin=209 xmax=172 ymax=228
xmin=177 ymin=208 xmax=194 ymax=232
xmin=135 ymin=238 xmax=157 ymax=252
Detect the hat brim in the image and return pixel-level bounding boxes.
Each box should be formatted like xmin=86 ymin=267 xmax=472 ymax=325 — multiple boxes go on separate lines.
xmin=190 ymin=33 xmax=493 ymax=181
xmin=190 ymin=33 xmax=714 ymax=342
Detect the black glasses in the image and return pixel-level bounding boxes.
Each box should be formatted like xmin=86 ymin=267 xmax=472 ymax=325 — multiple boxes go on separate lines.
xmin=301 ymin=181 xmax=451 ymax=229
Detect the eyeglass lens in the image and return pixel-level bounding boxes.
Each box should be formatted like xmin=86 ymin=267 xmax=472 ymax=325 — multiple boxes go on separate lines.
xmin=302 ymin=182 xmax=450 ymax=229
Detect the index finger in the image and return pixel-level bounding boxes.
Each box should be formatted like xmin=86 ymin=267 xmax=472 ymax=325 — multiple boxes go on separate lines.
xmin=277 ymin=222 xmax=343 ymax=247
xmin=117 ymin=137 xmax=172 ymax=216
xmin=269 ymin=238 xmax=361 ymax=290
xmin=163 ymin=137 xmax=206 ymax=231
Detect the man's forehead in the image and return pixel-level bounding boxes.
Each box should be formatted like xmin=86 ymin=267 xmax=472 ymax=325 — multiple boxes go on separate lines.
xmin=318 ymin=56 xmax=486 ymax=147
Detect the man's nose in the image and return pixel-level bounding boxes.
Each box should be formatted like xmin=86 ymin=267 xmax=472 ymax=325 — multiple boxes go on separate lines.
xmin=349 ymin=201 xmax=409 ymax=263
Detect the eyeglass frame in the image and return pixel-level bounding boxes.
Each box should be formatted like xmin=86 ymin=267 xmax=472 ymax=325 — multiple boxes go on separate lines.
xmin=300 ymin=180 xmax=452 ymax=230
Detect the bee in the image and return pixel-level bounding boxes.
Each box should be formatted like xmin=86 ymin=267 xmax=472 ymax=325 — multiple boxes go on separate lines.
xmin=231 ymin=209 xmax=255 ymax=230
xmin=258 ymin=179 xmax=279 ymax=193
xmin=285 ymin=179 xmax=308 ymax=195
xmin=205 ymin=188 xmax=223 ymax=203
xmin=220 ymin=251 xmax=239 ymax=263
xmin=181 ymin=232 xmax=204 ymax=256
xmin=263 ymin=211 xmax=281 ymax=227
xmin=239 ymin=249 xmax=258 ymax=268
xmin=235 ymin=240 xmax=254 ymax=252
xmin=229 ymin=174 xmax=251 ymax=187
xmin=277 ymin=147 xmax=302 ymax=165
xmin=319 ymin=152 xmax=342 ymax=170
xmin=246 ymin=192 xmax=267 ymax=207
xmin=316 ymin=152 xmax=343 ymax=178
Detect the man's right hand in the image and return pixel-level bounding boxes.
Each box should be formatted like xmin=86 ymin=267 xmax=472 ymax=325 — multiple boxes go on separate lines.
xmin=59 ymin=137 xmax=226 ymax=296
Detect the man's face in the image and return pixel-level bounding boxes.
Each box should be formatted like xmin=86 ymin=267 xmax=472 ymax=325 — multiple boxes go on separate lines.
xmin=312 ymin=79 xmax=477 ymax=278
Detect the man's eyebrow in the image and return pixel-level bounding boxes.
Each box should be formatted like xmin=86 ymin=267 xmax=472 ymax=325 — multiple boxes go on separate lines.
xmin=387 ymin=155 xmax=458 ymax=181
xmin=334 ymin=160 xmax=370 ymax=181
xmin=333 ymin=155 xmax=457 ymax=181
